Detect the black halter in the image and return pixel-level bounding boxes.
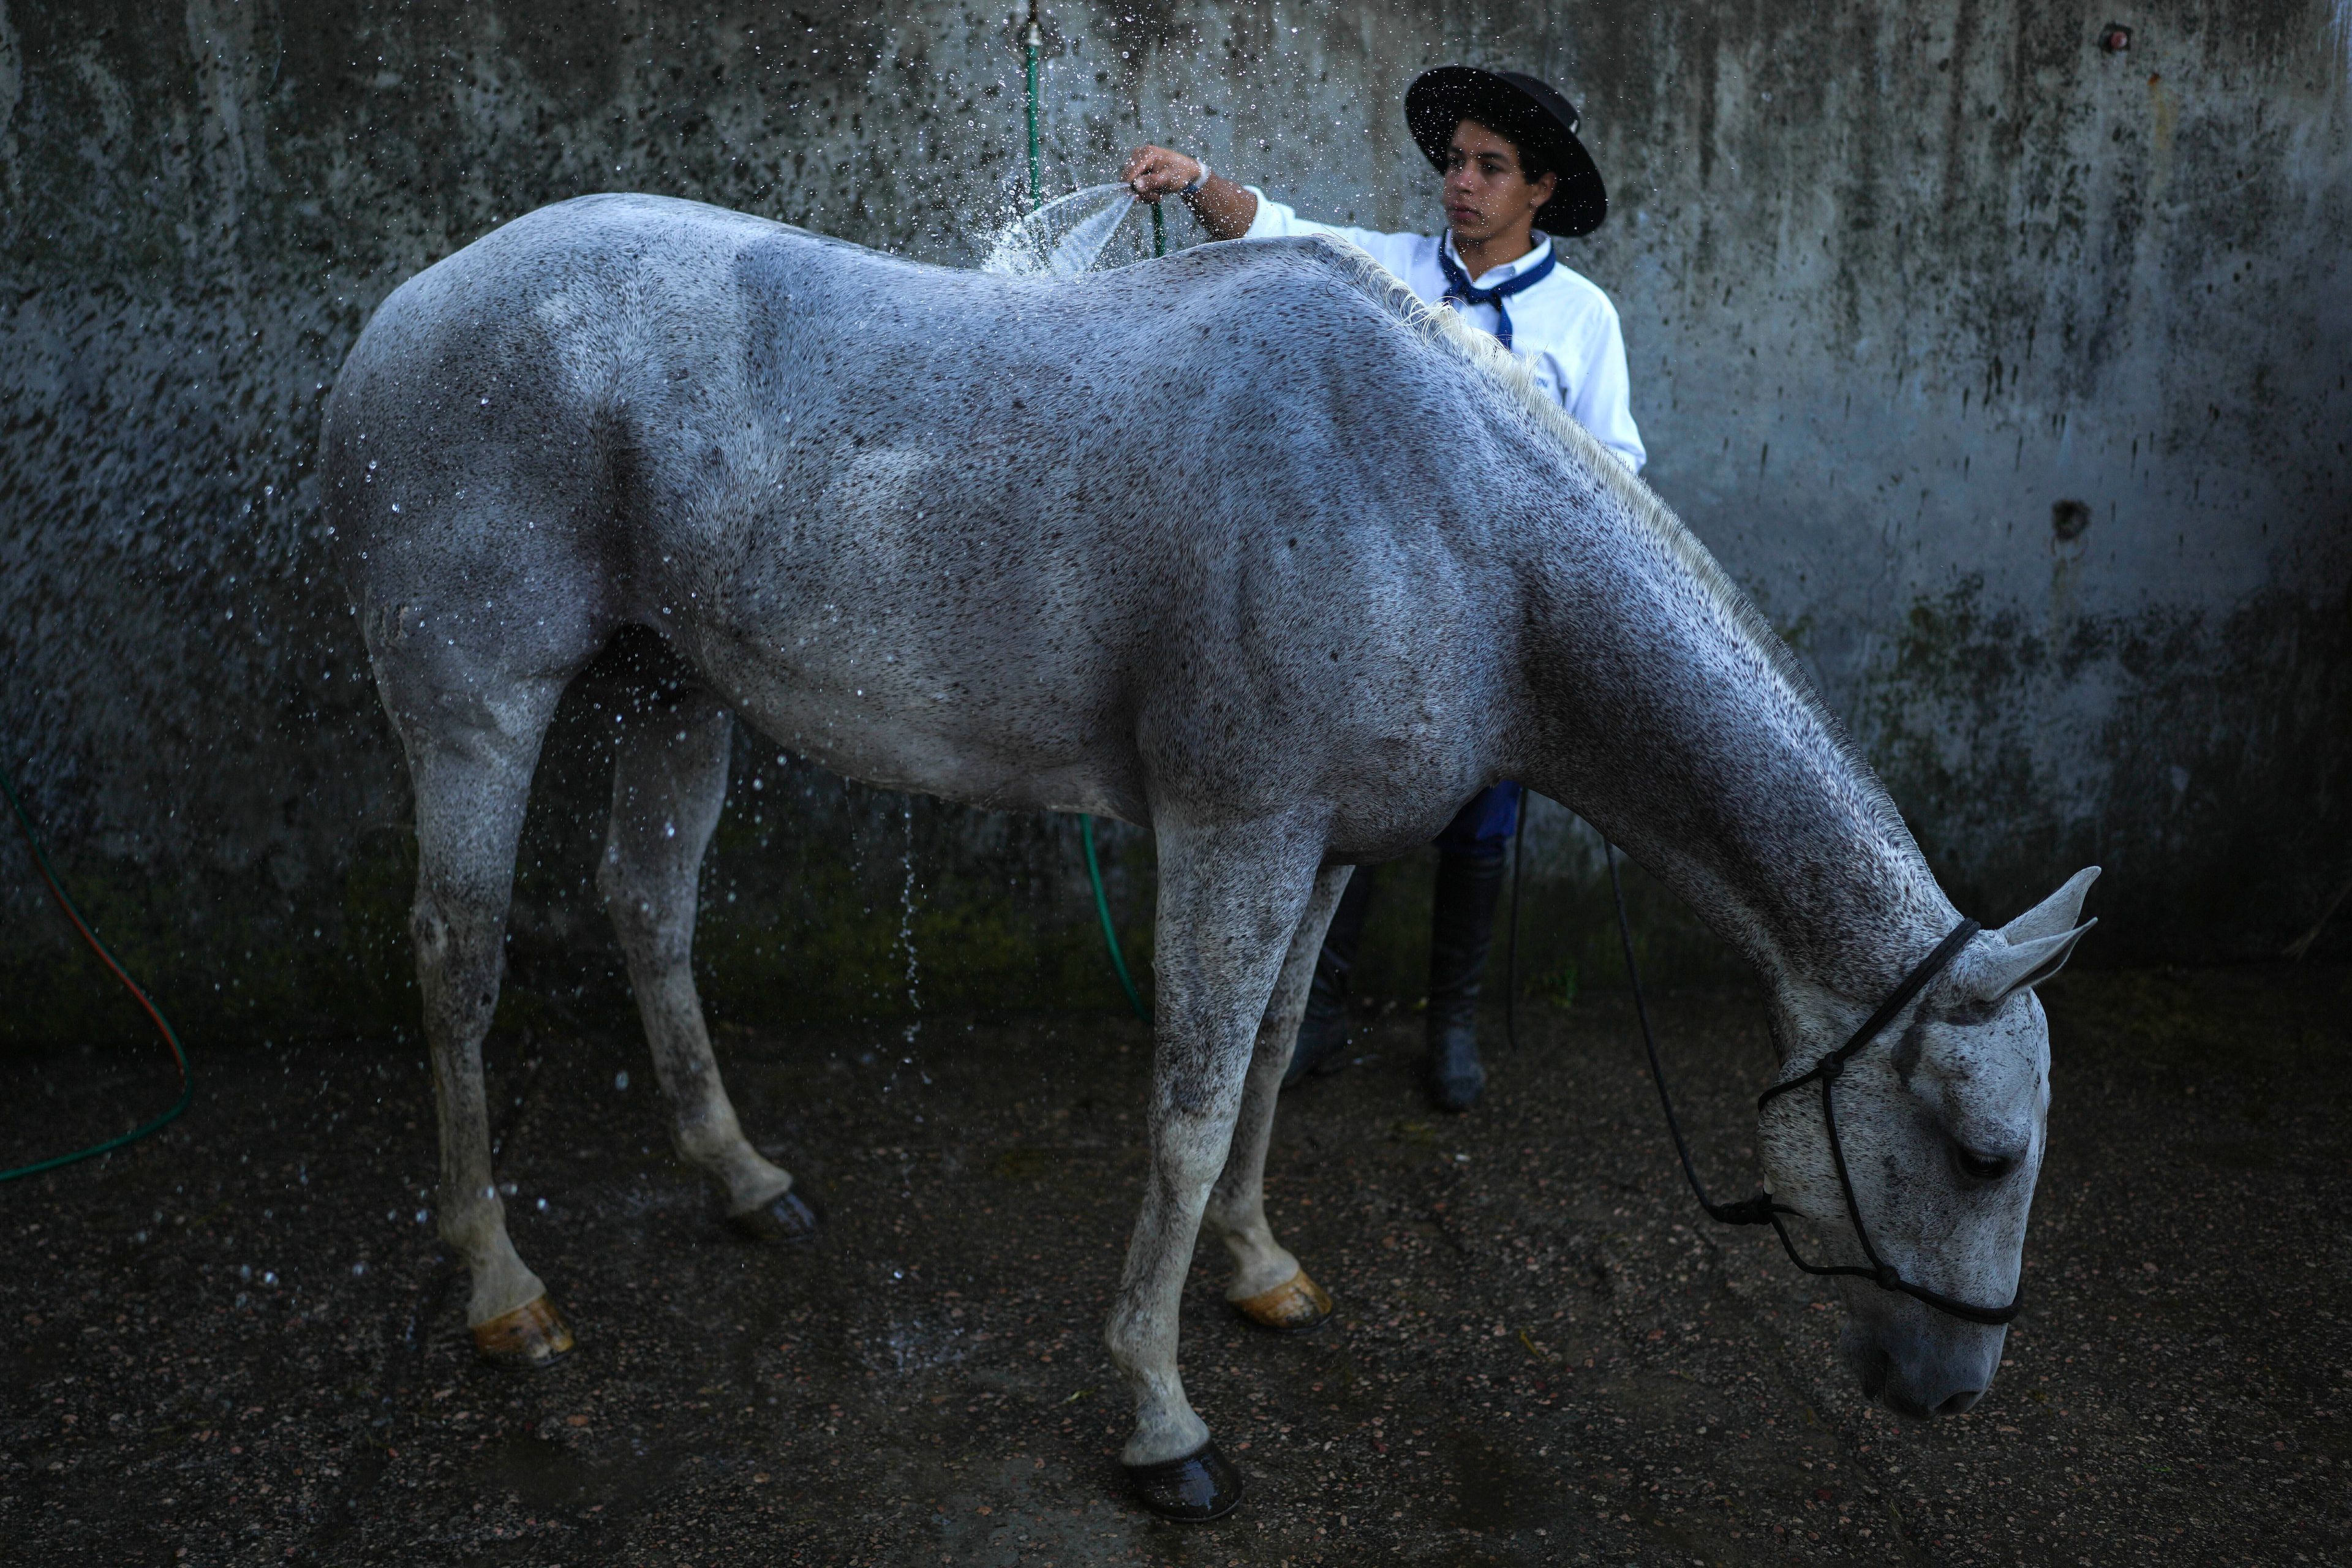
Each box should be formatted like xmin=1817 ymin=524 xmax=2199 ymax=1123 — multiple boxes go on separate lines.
xmin=1606 ymin=846 xmax=2021 ymax=1327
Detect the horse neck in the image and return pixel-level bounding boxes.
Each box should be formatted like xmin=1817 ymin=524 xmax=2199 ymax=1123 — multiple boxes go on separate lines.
xmin=1516 ymin=522 xmax=1959 ymax=1004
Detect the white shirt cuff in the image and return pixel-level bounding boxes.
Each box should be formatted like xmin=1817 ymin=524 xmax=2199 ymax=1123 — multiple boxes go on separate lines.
xmin=1239 ymin=186 xmax=1288 ymax=240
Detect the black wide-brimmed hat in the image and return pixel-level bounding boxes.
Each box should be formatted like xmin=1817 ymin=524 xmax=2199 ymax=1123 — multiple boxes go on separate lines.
xmin=1405 ymin=66 xmax=1606 ymax=237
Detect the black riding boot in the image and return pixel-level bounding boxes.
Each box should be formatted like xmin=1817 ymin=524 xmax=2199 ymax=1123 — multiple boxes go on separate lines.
xmin=1282 ymin=867 xmax=1376 ymax=1088
xmin=1425 ymin=850 xmax=1507 ymax=1112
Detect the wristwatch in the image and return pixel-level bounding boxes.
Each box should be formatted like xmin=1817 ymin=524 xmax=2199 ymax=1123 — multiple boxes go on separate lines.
xmin=1178 ymin=160 xmax=1212 ymax=195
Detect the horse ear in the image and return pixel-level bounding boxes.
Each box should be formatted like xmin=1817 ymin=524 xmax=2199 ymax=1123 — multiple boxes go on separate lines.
xmin=1964 ymin=920 xmax=2096 ymax=1009
xmin=1998 ymin=867 xmax=2101 ymax=946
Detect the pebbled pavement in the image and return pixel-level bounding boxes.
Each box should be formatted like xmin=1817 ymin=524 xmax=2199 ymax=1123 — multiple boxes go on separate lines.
xmin=1 ymin=964 xmax=2345 ymax=1565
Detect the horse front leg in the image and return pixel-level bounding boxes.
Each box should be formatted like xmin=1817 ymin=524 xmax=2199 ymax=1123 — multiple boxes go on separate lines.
xmin=1102 ymin=812 xmax=1325 ymax=1521
xmin=1203 ymin=862 xmax=1351 ymax=1332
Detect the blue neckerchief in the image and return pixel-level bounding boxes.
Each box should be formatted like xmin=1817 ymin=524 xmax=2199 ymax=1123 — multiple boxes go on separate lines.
xmin=1436 ymin=239 xmax=1556 ymax=352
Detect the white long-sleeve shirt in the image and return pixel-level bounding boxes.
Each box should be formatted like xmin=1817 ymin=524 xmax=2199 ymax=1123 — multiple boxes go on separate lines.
xmin=1242 ymin=189 xmax=1647 ymax=473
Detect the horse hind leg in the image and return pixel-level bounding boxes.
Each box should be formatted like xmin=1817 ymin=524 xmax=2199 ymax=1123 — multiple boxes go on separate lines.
xmin=396 ymin=671 xmax=578 ymax=1369
xmin=599 ymin=679 xmax=815 ymax=1242
xmin=1202 ymin=862 xmax=1351 ymax=1333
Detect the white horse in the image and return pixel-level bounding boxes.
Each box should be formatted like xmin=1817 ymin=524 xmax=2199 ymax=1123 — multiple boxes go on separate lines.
xmin=324 ymin=193 xmax=2094 ymax=1520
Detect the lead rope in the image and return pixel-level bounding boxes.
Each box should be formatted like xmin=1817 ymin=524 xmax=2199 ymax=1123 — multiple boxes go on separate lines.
xmin=1502 ymin=806 xmax=1525 ymax=1052
xmin=1607 ymin=840 xmax=2016 ymax=1325
xmin=1605 ymin=842 xmax=1774 ymax=1224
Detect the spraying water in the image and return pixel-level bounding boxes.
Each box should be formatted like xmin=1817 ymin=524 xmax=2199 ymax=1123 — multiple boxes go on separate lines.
xmin=981 ymin=183 xmax=1145 ymax=277
xmin=871 ymin=797 xmax=932 ymax=1120
xmin=899 ymin=798 xmax=923 ymax=1058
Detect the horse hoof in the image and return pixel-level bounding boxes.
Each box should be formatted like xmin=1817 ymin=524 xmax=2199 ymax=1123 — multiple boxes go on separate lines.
xmin=1124 ymin=1440 xmax=1245 ymax=1521
xmin=470 ymin=1295 xmax=575 ymax=1370
xmin=728 ymin=1187 xmax=823 ymax=1244
xmin=1232 ymin=1268 xmax=1333 ymax=1333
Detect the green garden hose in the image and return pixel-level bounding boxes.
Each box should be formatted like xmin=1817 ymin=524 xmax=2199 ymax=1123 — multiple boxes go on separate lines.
xmin=0 ymin=762 xmax=191 ymax=1182
xmin=1024 ymin=4 xmax=1042 ymax=210
xmin=1023 ymin=7 xmax=1157 ymax=1025
xmin=1077 ymin=183 xmax=1168 ymax=1023
xmin=1081 ymin=815 xmax=1148 ymax=1020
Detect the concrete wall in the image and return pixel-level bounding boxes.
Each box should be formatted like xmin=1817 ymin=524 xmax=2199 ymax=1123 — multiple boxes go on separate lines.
xmin=2 ymin=2 xmax=2347 ymax=1046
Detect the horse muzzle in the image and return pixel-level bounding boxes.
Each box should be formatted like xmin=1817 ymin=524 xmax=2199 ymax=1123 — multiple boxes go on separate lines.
xmin=1839 ymin=1297 xmax=2007 ymax=1420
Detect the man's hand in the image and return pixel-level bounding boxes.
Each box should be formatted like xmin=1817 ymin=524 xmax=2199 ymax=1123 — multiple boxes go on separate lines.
xmin=1120 ymin=145 xmax=1257 ymax=241
xmin=1120 ymin=145 xmax=1205 ymax=202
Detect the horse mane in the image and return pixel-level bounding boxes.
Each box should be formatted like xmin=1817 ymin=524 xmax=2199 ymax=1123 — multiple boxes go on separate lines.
xmin=1287 ymin=234 xmax=1918 ymax=863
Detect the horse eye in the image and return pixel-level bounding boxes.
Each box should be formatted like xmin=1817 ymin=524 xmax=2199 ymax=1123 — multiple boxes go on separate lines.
xmin=1954 ymin=1146 xmax=2016 ymax=1183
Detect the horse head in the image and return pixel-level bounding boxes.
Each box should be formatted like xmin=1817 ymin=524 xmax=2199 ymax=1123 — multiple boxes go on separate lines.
xmin=1759 ymin=868 xmax=2098 ymax=1418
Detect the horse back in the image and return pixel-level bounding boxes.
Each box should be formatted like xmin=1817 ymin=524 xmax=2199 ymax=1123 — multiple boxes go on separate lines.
xmin=325 ymin=195 xmax=1531 ymax=843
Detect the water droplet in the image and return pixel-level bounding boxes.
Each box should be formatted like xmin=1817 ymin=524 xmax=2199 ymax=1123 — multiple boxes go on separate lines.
xmin=352 ymin=1262 xmax=369 ymax=1277
xmin=615 ymin=1071 xmax=630 ymax=1091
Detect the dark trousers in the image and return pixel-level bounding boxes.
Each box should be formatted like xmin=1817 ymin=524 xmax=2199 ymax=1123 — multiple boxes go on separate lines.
xmin=1432 ymin=781 xmax=1523 ymax=860
xmin=1291 ymin=784 xmax=1518 ymax=1106
xmin=1326 ymin=780 xmax=1521 ymax=947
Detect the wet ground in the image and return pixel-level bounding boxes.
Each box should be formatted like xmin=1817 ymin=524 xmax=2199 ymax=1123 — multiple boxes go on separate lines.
xmin=2 ymin=963 xmax=2346 ymax=1566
